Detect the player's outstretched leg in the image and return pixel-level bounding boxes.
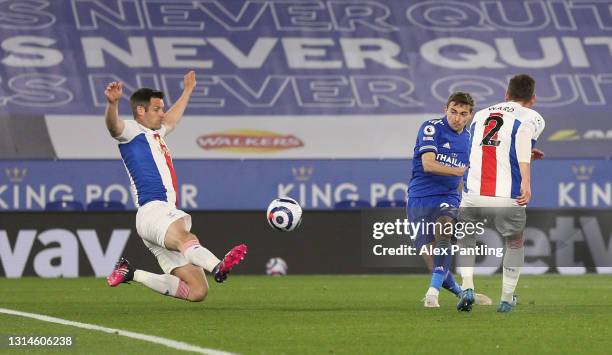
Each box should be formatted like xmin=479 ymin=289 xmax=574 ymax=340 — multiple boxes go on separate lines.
xmin=424 ymin=215 xmax=455 ymax=308
xmin=107 ymin=257 xmax=134 ymax=286
xmin=212 ymin=244 xmax=248 ymax=283
xmin=442 ymin=271 xmax=463 ymax=297
xmin=107 ymin=257 xmax=196 ymax=301
xmin=164 ymin=219 xmax=248 ymax=282
xmin=424 ymin=238 xmax=451 ymax=308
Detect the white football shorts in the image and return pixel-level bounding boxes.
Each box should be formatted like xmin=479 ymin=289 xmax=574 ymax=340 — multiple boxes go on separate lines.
xmin=136 ymin=200 xmax=192 ymax=273
xmin=459 ymin=193 xmax=526 ymax=237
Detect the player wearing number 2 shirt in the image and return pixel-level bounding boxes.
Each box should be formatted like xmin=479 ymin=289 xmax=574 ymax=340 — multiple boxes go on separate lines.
xmin=457 ymin=74 xmax=545 ymax=313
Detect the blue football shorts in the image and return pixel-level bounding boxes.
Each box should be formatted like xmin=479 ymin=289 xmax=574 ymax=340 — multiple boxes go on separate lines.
xmin=406 ymin=195 xmax=460 ymax=250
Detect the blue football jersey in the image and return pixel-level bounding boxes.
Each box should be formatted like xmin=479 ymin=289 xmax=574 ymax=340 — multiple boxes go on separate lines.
xmin=408 ymin=117 xmax=471 ymax=198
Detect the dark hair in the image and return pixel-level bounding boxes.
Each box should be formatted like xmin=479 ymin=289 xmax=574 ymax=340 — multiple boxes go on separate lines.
xmin=446 ymin=91 xmax=475 ymax=112
xmin=130 ymin=88 xmax=164 ymax=118
xmin=507 ymin=74 xmax=535 ymax=102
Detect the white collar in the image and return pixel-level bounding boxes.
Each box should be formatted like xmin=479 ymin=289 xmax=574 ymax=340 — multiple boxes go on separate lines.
xmin=137 ymin=121 xmax=162 ymax=134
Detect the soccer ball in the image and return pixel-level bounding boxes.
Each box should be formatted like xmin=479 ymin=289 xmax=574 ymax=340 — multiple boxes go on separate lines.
xmin=266 ymin=197 xmax=302 ymax=232
xmin=266 ymin=257 xmax=288 ymax=276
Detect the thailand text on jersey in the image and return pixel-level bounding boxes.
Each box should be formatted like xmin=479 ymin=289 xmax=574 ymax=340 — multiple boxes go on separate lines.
xmin=114 ymin=120 xmax=179 ymax=207
xmin=464 ymin=101 xmax=545 ymax=199
xmin=408 ymin=117 xmax=471 ymax=198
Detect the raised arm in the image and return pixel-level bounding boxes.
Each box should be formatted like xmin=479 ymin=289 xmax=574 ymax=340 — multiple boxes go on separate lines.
xmin=163 ymin=70 xmax=196 ymax=134
xmin=104 ymin=81 xmax=125 ymax=137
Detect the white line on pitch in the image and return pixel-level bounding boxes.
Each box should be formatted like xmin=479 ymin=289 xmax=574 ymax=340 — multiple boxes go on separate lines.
xmin=0 ymin=307 xmax=237 ymax=355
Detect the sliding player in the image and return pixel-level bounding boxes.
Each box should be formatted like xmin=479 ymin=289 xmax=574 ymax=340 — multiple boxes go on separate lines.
xmin=104 ymin=71 xmax=247 ymax=301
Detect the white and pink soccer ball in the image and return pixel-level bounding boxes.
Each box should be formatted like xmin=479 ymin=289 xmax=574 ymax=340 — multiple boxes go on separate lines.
xmin=266 ymin=257 xmax=288 ymax=276
xmin=266 ymin=197 xmax=302 ymax=232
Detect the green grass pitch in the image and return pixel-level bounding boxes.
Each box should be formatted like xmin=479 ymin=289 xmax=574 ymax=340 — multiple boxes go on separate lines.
xmin=1 ymin=275 xmax=611 ymax=354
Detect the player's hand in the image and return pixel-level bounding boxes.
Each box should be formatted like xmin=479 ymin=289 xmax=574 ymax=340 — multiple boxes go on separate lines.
xmin=104 ymin=82 xmax=123 ymax=104
xmin=183 ymin=70 xmax=196 ymax=91
xmin=517 ymin=182 xmax=531 ymax=206
xmin=531 ymin=148 xmax=545 ymax=160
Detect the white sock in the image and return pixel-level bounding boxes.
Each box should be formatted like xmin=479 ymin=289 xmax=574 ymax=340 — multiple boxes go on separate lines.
xmin=426 ymin=287 xmax=439 ymax=297
xmin=457 ymin=236 xmax=476 ymax=290
xmin=459 ymin=267 xmax=474 ymax=290
xmin=133 ymin=270 xmax=190 ymax=300
xmin=502 ymin=246 xmax=524 ymax=303
xmin=180 ymin=239 xmax=220 ymax=272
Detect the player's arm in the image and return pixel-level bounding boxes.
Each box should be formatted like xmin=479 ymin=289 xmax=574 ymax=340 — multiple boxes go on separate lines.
xmin=529 ymin=113 xmax=546 ymax=161
xmin=421 ymin=152 xmax=466 ymax=177
xmin=515 ymin=127 xmax=534 ymax=205
xmin=415 ymin=121 xmax=464 ymax=177
xmin=517 ymin=162 xmax=531 ymax=205
xmin=163 ymin=70 xmax=196 ymax=134
xmin=517 ymin=113 xmax=545 ymax=204
xmin=104 ymin=81 xmax=125 ymax=138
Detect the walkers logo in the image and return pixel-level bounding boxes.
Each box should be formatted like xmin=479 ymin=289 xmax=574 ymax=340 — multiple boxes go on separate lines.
xmin=197 ymin=130 xmax=304 ymax=153
xmin=548 ymin=129 xmax=612 ymax=141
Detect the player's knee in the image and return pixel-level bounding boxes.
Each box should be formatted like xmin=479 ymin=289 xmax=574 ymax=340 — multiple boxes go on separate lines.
xmin=177 ymin=231 xmax=198 ymax=244
xmin=165 ymin=221 xmax=200 ymax=251
xmin=435 ymin=216 xmax=454 ymax=240
xmin=437 ymin=215 xmax=453 ymax=225
xmin=187 ymin=284 xmax=208 ymax=302
xmin=506 ymin=234 xmax=524 ymax=249
xmin=174 ymin=232 xmax=200 ymax=252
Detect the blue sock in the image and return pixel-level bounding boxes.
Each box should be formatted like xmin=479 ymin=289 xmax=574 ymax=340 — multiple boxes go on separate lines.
xmin=442 ymin=271 xmax=463 ymax=296
xmin=429 ymin=239 xmax=451 ymax=291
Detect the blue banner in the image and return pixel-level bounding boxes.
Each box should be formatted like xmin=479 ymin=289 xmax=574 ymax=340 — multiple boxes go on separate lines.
xmin=0 ymin=1 xmax=610 ymax=157
xmin=1 ymin=159 xmax=609 ymax=210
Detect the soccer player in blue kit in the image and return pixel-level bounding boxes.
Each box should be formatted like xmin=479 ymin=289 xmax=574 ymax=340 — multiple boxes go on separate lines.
xmin=407 ymin=92 xmax=491 ymax=308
